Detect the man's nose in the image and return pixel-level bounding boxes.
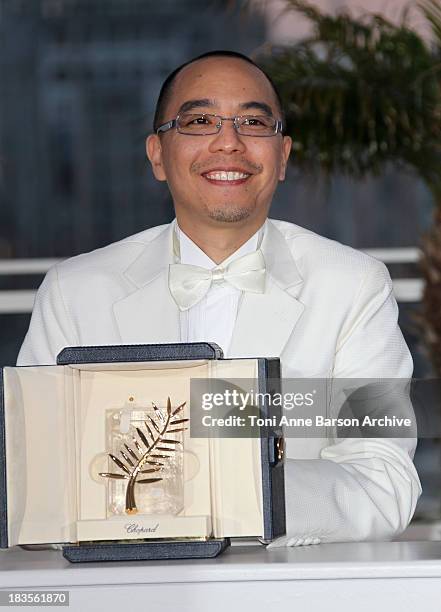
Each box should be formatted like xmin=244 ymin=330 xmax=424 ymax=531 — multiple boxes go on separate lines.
xmin=207 ymin=119 xmax=246 ymax=154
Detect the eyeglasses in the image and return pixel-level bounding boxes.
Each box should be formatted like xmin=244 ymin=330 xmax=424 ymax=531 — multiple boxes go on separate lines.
xmin=156 ymin=113 xmax=283 ymax=137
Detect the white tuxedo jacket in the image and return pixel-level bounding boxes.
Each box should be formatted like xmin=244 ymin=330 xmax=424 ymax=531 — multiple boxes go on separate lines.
xmin=17 ymin=219 xmax=421 ymax=546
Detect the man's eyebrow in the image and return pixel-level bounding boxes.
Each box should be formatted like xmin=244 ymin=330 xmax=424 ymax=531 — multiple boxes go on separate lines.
xmin=238 ymin=101 xmax=274 ymax=116
xmin=177 ymin=99 xmax=275 ymax=116
xmin=178 ymin=99 xmax=215 ymax=114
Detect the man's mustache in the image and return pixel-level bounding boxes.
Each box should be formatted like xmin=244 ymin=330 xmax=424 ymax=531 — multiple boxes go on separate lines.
xmin=191 ymin=158 xmax=263 ymax=174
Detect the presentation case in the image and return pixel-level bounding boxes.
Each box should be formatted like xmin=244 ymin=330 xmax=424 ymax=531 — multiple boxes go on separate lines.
xmin=0 ymin=343 xmax=285 ymax=562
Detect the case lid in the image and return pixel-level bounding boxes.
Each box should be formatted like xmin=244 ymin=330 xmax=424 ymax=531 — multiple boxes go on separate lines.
xmin=57 ymin=342 xmax=224 ymax=365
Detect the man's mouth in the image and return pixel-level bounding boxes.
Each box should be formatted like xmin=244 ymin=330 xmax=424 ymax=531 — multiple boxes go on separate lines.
xmin=202 ymin=169 xmax=251 ymax=185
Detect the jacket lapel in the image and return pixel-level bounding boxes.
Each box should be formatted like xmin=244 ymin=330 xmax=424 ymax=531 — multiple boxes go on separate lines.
xmin=113 ymin=223 xmax=181 ymax=344
xmin=227 ymin=220 xmax=304 ymax=358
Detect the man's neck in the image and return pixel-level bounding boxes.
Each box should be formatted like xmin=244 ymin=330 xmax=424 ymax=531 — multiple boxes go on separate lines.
xmin=175 ymin=217 xmax=265 ymax=264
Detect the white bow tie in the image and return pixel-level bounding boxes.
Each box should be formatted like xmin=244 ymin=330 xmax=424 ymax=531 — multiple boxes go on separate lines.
xmin=168 ymin=249 xmax=266 ymax=311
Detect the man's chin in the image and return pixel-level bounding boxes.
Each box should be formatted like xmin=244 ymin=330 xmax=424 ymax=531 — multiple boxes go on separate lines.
xmin=206 ymin=206 xmax=253 ymax=223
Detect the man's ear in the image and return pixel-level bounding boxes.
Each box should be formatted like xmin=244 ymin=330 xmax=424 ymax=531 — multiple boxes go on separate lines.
xmin=146 ymin=134 xmax=167 ymax=181
xmin=278 ymin=135 xmax=292 ymax=181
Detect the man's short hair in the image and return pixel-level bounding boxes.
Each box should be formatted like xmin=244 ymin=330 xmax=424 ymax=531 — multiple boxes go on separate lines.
xmin=152 ymin=50 xmax=284 ymax=132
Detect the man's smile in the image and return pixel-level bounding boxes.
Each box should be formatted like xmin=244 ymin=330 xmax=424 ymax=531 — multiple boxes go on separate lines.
xmin=200 ymin=166 xmax=254 ymax=186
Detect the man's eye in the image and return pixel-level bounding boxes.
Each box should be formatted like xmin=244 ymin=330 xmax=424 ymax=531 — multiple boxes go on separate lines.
xmin=191 ymin=116 xmax=209 ymax=124
xmin=178 ymin=114 xmax=217 ymax=132
xmin=243 ymin=117 xmax=265 ymax=126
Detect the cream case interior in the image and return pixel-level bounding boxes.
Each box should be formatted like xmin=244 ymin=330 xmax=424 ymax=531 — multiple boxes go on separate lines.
xmin=3 ymin=358 xmax=264 ymax=546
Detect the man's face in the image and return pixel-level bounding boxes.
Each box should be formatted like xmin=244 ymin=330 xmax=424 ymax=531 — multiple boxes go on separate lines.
xmin=146 ymin=57 xmax=292 ymax=229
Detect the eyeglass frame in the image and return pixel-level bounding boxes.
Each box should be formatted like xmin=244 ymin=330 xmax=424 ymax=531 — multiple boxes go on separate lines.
xmin=156 ymin=113 xmax=284 ymax=137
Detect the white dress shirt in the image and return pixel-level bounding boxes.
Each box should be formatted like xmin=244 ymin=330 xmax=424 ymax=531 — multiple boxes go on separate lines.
xmin=175 ymin=222 xmax=262 ymax=355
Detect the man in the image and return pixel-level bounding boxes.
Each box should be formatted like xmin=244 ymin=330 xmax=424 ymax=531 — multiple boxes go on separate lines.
xmin=17 ymin=50 xmax=421 ymax=546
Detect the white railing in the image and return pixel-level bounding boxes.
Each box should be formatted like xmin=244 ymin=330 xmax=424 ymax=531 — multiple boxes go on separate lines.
xmin=0 ymin=247 xmax=423 ymax=314
xmin=364 ymin=247 xmax=424 ymax=303
xmin=0 ymin=258 xmax=60 ymax=274
xmin=0 ymin=258 xmax=62 ymax=314
xmin=362 ymin=247 xmax=420 ymax=264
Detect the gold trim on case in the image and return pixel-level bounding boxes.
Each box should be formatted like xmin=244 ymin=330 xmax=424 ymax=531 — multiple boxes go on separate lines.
xmin=275 ymin=437 xmax=285 ymax=463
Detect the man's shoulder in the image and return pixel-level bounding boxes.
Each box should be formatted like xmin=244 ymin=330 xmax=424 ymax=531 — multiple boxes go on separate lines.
xmin=269 ymin=218 xmax=389 ymax=282
xmin=54 ymin=223 xmax=169 ymax=278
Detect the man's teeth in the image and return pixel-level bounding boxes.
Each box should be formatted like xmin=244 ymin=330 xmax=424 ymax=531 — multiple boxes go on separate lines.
xmin=205 ymin=171 xmax=250 ymax=181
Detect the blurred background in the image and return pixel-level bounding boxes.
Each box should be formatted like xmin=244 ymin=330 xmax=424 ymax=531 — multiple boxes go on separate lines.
xmin=1 ymin=0 xmax=440 ymax=531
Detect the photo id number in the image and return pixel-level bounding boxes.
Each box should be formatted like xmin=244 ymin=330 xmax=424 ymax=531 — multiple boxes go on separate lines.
xmin=0 ymin=591 xmax=69 ymax=606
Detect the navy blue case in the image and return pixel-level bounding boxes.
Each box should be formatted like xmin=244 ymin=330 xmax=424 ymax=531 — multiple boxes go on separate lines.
xmin=0 ymin=342 xmax=285 ymax=562
xmin=57 ymin=341 xmax=224 ymax=365
xmin=63 ymin=538 xmax=230 ymax=563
